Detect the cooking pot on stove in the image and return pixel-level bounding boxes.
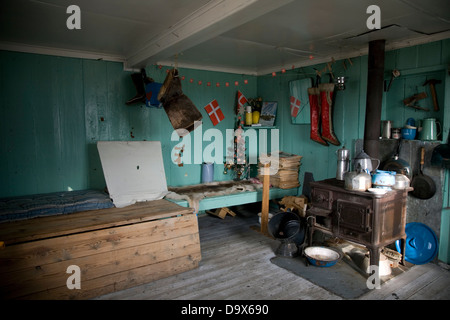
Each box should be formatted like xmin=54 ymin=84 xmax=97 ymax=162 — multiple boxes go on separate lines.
xmin=393 ymin=174 xmax=410 ymax=190
xmin=344 ymin=171 xmax=372 ymax=191
xmin=371 ymin=170 xmax=396 ymax=189
xmin=353 ymin=150 xmax=380 ymax=173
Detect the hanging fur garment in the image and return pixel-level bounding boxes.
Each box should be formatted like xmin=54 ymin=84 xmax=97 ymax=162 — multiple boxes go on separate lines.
xmin=308 ymin=87 xmax=328 ymax=146
xmin=158 ymin=69 xmax=202 ymax=137
xmin=319 ymin=83 xmax=340 ymax=146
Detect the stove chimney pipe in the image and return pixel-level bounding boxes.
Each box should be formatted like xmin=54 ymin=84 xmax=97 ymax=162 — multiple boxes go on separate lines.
xmin=364 ymin=39 xmax=385 ymax=160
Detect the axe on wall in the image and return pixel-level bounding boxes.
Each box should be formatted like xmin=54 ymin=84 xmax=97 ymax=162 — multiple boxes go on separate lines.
xmin=423 ymin=79 xmax=441 ymax=111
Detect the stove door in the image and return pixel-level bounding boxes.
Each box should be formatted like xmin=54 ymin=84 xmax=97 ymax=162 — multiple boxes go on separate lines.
xmin=334 ymin=199 xmax=372 ymax=233
xmin=311 ymin=188 xmax=333 ymax=210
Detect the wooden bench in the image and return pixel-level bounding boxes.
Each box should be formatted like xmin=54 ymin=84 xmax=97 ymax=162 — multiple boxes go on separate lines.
xmin=167 ymin=187 xmax=298 ymax=212
xmin=0 ymin=199 xmax=200 ymax=299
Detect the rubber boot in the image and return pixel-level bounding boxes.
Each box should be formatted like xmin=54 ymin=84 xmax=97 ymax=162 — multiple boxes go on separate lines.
xmin=308 ymin=87 xmax=328 ymax=146
xmin=126 ymin=73 xmax=146 ymax=105
xmin=319 ymin=83 xmax=340 ymax=146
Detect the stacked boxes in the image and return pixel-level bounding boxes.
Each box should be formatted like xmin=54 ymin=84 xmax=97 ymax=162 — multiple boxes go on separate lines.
xmin=258 ymin=152 xmax=302 ymax=189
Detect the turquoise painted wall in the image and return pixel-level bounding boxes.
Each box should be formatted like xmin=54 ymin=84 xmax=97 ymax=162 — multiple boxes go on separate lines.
xmin=0 ymin=50 xmax=257 ymax=197
xmin=257 ymin=55 xmax=369 ymax=182
xmin=257 ymin=39 xmax=450 ymax=183
xmin=257 ymin=38 xmax=450 ymax=263
xmin=1 ymin=39 xmax=449 ymax=262
xmin=1 ymin=40 xmax=448 ymax=195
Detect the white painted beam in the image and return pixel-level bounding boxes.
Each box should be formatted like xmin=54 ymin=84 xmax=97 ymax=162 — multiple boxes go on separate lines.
xmin=256 ymin=29 xmax=450 ymax=76
xmin=125 ymin=0 xmax=294 ymax=69
xmin=0 ymin=41 xmax=126 ymax=64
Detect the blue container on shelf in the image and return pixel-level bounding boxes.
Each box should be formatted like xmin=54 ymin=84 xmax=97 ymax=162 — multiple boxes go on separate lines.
xmin=406 ymin=118 xmax=416 ymax=127
xmin=401 ymin=127 xmax=416 ymax=140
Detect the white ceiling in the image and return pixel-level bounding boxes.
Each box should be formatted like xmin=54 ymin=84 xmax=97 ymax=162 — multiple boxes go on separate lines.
xmin=1 ymin=0 xmax=449 ymax=75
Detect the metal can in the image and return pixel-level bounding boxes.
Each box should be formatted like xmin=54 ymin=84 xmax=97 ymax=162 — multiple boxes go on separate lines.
xmin=381 ymin=120 xmax=392 ymax=139
xmin=392 ymin=128 xmax=401 ymax=139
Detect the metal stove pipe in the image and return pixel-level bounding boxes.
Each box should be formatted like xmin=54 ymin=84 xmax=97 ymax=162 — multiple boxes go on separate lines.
xmin=364 ymin=39 xmax=385 ymax=160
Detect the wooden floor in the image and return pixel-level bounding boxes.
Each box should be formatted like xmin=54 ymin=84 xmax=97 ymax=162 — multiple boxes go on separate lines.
xmin=96 ymin=211 xmax=450 ymax=300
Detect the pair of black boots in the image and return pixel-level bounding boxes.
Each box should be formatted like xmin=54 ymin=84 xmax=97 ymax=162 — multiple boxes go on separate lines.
xmin=126 ymin=69 xmax=150 ymax=105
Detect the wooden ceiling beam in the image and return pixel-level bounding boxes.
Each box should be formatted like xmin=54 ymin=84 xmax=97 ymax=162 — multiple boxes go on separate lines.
xmin=125 ymin=0 xmax=294 ymax=69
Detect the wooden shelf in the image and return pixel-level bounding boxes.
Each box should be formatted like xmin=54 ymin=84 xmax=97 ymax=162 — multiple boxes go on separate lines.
xmin=242 ymin=126 xmax=277 ymax=130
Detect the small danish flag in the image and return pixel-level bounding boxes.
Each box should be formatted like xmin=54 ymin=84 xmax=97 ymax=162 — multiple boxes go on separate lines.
xmin=237 ymin=91 xmax=248 ymax=114
xmin=204 ymin=99 xmax=224 ymax=126
xmin=290 ymin=96 xmax=301 ymax=118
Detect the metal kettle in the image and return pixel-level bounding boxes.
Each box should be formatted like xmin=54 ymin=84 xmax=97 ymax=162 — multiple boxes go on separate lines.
xmin=336 ymin=146 xmax=350 ymax=180
xmin=353 ymin=150 xmax=380 ymax=173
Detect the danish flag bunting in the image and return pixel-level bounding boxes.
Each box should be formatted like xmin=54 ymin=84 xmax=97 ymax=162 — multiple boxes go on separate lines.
xmin=204 ymin=99 xmax=224 ymax=126
xmin=237 ymin=90 xmax=248 ymax=114
xmin=290 ymin=96 xmax=301 ymax=118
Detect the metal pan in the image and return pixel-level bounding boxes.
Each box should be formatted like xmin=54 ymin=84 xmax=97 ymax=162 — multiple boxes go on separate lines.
xmin=382 ymin=140 xmax=411 ymax=179
xmin=411 ymin=147 xmax=436 ymax=199
xmin=431 ymin=132 xmax=450 ymax=168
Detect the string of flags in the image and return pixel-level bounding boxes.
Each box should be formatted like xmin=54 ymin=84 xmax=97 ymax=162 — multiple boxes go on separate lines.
xmin=153 ymin=56 xmax=352 ymax=91
xmin=156 ymin=64 xmax=250 ymax=87
xmin=151 ymin=56 xmax=354 ymax=126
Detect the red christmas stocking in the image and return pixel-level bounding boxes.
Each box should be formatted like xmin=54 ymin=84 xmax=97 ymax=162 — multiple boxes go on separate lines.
xmin=308 ymin=87 xmax=328 ymax=146
xmin=319 ymin=83 xmax=340 ymax=146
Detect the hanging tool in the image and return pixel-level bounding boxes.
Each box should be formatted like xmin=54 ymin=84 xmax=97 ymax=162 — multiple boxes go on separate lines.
xmin=403 ymin=92 xmax=427 ymax=107
xmin=423 ymin=79 xmax=441 ymax=111
xmin=386 ymin=69 xmax=400 ymax=92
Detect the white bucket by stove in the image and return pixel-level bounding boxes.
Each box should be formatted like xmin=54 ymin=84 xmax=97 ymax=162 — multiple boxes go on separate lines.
xmin=363 ymin=253 xmax=392 ymax=276
xmin=258 ymin=212 xmax=273 ymax=225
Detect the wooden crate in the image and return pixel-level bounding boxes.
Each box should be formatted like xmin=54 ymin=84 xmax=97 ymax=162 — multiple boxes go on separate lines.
xmin=0 ymin=199 xmax=201 ymax=299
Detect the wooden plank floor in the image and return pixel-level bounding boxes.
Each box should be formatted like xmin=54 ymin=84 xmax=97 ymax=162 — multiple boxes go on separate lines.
xmin=96 ymin=212 xmax=450 ymax=300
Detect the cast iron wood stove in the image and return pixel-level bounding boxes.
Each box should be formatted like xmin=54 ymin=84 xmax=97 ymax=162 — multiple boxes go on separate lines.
xmin=306 ymin=179 xmax=411 ymax=269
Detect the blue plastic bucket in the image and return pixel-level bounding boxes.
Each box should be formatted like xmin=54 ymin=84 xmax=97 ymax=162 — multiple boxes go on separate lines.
xmin=201 ymin=163 xmax=214 ymax=183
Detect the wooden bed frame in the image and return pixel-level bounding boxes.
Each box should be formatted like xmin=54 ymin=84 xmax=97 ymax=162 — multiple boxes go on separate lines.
xmin=0 ymin=199 xmax=200 ymax=300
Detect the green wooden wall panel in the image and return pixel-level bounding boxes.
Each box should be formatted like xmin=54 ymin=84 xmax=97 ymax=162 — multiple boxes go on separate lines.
xmin=56 ymin=57 xmax=87 ymax=191
xmin=257 ymin=56 xmax=369 ymax=182
xmin=83 ymin=59 xmax=110 ymax=190
xmin=1 ymin=38 xmax=449 ymax=261
xmin=0 ymin=52 xmax=38 ymax=196
xmin=0 ymin=52 xmax=89 ymax=196
xmin=0 ymin=38 xmax=449 ymax=199
xmin=442 ymin=38 xmax=450 ymax=64
xmin=418 ymin=41 xmax=442 ymax=68
xmin=31 ymin=54 xmax=64 ymax=192
xmin=396 ymin=46 xmax=418 ymax=70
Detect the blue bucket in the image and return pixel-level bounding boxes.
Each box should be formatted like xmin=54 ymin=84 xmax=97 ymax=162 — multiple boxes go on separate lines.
xmin=201 ymin=163 xmax=214 ymax=183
